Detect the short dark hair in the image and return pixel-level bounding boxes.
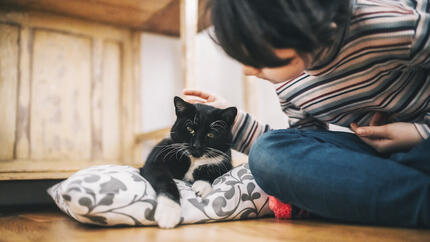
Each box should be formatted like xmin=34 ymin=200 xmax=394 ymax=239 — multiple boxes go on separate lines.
xmin=208 ymin=0 xmax=352 ymax=68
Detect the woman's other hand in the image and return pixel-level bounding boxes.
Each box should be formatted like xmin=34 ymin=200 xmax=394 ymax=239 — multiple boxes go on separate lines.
xmin=350 ymin=112 xmax=423 ymax=153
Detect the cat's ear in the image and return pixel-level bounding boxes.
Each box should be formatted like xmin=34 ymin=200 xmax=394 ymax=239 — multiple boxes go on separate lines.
xmin=220 ymin=107 xmax=237 ymax=125
xmin=174 ymin=96 xmax=195 ymax=117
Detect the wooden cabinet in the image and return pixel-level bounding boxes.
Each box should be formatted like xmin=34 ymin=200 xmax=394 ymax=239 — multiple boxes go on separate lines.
xmin=0 ymin=9 xmax=142 ymax=180
xmin=0 ymin=0 xmax=204 ymax=181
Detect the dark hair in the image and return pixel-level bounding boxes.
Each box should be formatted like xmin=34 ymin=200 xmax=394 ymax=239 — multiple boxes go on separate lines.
xmin=208 ymin=0 xmax=352 ymax=68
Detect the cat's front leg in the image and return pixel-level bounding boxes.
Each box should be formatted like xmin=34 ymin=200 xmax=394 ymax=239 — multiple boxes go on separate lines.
xmin=140 ymin=150 xmax=182 ymax=229
xmin=191 ymin=180 xmax=212 ymax=197
xmin=155 ymin=194 xmax=182 ymax=229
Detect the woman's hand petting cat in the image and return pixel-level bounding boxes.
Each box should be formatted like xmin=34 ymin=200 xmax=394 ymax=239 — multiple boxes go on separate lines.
xmin=183 ymin=89 xmax=231 ymax=109
xmin=350 ymin=112 xmax=423 ymax=153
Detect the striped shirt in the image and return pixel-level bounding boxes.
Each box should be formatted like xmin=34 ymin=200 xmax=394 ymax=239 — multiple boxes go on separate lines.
xmin=232 ymin=0 xmax=430 ymax=154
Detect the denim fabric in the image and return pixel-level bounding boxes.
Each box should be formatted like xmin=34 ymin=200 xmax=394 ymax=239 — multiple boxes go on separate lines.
xmin=248 ymin=129 xmax=430 ymax=228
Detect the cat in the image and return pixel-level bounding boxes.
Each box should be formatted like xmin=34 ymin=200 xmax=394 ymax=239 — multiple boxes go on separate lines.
xmin=140 ymin=96 xmax=237 ymax=228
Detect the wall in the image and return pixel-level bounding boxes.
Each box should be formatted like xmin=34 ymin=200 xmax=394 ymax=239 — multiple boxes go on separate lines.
xmin=194 ymin=31 xmax=245 ymax=109
xmin=141 ymin=33 xmax=183 ymax=132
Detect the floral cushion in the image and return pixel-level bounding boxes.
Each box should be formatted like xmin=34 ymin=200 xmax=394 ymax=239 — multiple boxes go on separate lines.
xmin=47 ymin=163 xmax=272 ymax=226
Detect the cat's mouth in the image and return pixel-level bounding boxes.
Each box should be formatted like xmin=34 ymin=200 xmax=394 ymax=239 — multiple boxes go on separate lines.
xmin=189 ymin=148 xmax=204 ymax=158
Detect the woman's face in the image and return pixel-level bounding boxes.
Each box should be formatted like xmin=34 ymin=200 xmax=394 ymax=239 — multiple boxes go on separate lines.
xmin=243 ymin=49 xmax=310 ymax=84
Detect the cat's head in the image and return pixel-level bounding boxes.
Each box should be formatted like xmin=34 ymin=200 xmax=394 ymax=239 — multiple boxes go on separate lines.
xmin=171 ymin=96 xmax=237 ymax=158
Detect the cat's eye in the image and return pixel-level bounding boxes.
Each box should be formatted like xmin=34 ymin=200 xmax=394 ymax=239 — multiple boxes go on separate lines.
xmin=187 ymin=126 xmax=195 ymax=135
xmin=207 ymin=133 xmax=215 ymax=138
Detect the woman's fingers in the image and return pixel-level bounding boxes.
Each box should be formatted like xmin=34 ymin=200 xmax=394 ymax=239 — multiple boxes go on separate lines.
xmin=183 ymin=89 xmax=212 ymax=101
xmin=350 ymin=122 xmax=359 ymax=132
xmin=351 ymin=123 xmax=390 ymax=138
xmin=183 ymin=96 xmax=207 ymax=104
xmin=356 ymin=126 xmax=389 ymax=138
xmin=183 ymin=89 xmax=230 ymax=109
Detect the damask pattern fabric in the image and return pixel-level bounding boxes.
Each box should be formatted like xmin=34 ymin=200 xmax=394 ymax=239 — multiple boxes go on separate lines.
xmin=47 ymin=163 xmax=272 ymax=226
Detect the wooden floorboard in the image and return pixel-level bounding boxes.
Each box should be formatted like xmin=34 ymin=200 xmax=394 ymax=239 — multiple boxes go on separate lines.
xmin=0 ymin=207 xmax=429 ymax=242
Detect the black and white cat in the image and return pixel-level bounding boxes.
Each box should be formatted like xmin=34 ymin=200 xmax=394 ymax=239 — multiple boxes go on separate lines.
xmin=140 ymin=96 xmax=237 ymax=228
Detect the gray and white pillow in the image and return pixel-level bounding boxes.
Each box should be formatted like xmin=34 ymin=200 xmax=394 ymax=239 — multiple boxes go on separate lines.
xmin=47 ymin=163 xmax=272 ymax=226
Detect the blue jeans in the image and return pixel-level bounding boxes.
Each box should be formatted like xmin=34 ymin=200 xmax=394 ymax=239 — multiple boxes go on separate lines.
xmin=248 ymin=129 xmax=430 ymax=228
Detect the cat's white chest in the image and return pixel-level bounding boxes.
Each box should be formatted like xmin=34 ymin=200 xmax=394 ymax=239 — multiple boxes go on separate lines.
xmin=183 ymin=156 xmax=222 ymax=182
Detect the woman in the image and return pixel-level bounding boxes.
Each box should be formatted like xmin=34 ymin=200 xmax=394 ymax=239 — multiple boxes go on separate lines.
xmin=184 ymin=0 xmax=430 ymax=227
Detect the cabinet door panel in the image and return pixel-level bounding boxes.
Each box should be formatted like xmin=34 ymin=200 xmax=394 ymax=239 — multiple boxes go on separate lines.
xmin=102 ymin=41 xmax=121 ymax=160
xmin=0 ymin=24 xmax=19 ymax=161
xmin=30 ymin=30 xmax=92 ymax=161
xmin=0 ymin=9 xmax=142 ymax=180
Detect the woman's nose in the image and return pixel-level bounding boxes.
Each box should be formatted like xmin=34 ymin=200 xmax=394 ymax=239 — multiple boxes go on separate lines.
xmin=243 ymin=65 xmax=260 ymax=76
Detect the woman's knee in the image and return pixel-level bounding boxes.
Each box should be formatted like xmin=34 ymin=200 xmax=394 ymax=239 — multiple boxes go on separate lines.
xmin=249 ymin=129 xmax=301 ymax=163
xmin=248 ymin=131 xmax=275 ymax=175
xmin=249 ymin=130 xmax=285 ymax=171
xmin=248 ymin=129 xmax=301 ymax=192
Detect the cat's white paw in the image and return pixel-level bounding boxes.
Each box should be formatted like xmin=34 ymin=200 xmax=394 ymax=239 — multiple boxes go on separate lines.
xmin=155 ymin=195 xmax=182 ymax=229
xmin=192 ymin=180 xmax=212 ymax=197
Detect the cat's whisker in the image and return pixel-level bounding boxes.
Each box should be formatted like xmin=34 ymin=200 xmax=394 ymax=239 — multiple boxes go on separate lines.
xmin=154 ymin=143 xmax=184 ymax=160
xmin=206 ymin=151 xmax=230 ymax=172
xmin=206 ymin=147 xmax=229 ymax=160
xmin=175 ymin=149 xmax=183 ymax=160
xmin=176 ymin=146 xmax=189 ymax=160
xmin=210 ymin=120 xmax=227 ymax=128
xmin=157 ymin=143 xmax=177 ymax=153
xmin=162 ymin=143 xmax=188 ymax=160
xmin=172 ymin=146 xmax=182 ymax=160
xmin=170 ymin=147 xmax=184 ymax=160
xmin=204 ymin=153 xmax=227 ymax=173
xmin=163 ymin=147 xmax=178 ymax=160
xmin=177 ymin=143 xmax=190 ymax=158
xmin=179 ymin=149 xmax=188 ymax=160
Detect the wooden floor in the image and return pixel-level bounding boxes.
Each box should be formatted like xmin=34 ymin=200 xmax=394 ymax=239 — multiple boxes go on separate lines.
xmin=0 ymin=207 xmax=429 ymax=242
